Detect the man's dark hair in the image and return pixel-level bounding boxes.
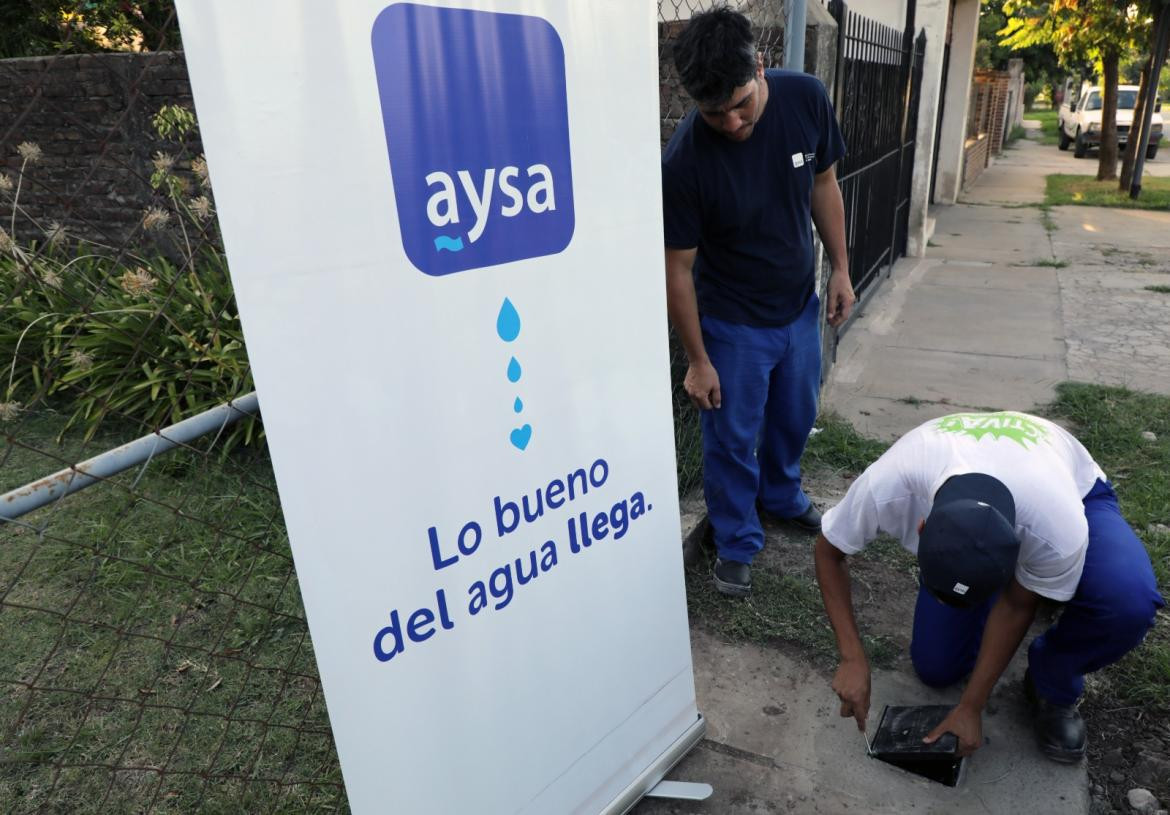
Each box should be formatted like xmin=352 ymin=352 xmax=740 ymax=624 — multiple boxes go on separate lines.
xmin=672 ymin=7 xmax=758 ymax=105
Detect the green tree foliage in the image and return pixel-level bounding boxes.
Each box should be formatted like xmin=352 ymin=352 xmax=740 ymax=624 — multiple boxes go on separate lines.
xmin=979 ymin=0 xmax=1062 ymax=107
xmin=1002 ymin=0 xmax=1153 ymax=180
xmin=0 ymin=1 xmax=180 ymax=59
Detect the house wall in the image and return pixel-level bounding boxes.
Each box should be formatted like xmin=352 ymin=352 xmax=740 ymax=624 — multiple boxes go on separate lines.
xmin=904 ymin=0 xmax=948 ymax=256
xmin=931 ymin=0 xmax=980 ymax=204
xmin=843 ymin=0 xmax=985 ymax=257
xmin=841 ymin=0 xmax=910 ymax=30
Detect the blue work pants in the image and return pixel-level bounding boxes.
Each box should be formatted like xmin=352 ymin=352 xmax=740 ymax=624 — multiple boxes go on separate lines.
xmin=699 ymin=294 xmax=821 ymax=564
xmin=909 ymin=480 xmax=1164 ymax=705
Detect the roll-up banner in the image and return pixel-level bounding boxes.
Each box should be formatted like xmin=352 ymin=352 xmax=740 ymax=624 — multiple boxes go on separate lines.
xmin=174 ymin=2 xmax=702 ymax=812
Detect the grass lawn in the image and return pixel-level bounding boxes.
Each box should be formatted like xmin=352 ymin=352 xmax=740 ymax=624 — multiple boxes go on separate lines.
xmin=684 ymin=412 xmax=902 ymax=669
xmin=1 ymin=412 xmax=346 ymax=814
xmin=1046 ymin=174 xmax=1170 ymax=210
xmin=1028 ymin=109 xmax=1061 ymax=146
xmin=4 ymin=385 xmax=1167 ymax=810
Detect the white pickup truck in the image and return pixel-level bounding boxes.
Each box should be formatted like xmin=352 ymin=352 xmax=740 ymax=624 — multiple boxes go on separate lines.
xmin=1058 ymin=81 xmax=1163 ymax=159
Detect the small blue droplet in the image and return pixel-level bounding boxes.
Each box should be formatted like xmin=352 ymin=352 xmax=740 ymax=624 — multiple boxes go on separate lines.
xmin=497 ymin=298 xmax=521 ymax=342
xmin=514 ymin=397 xmax=523 ymax=413
xmin=507 ymin=357 xmax=522 ymax=383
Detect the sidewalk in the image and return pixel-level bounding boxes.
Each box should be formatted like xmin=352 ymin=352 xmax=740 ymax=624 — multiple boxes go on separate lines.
xmin=826 ymin=136 xmax=1170 ymax=440
xmin=638 ymin=137 xmax=1170 ymax=813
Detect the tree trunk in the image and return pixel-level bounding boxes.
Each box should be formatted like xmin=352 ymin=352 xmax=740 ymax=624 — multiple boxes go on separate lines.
xmin=1096 ymin=48 xmax=1119 ymax=181
xmin=1121 ymin=2 xmax=1170 ymax=190
xmin=1119 ymin=59 xmax=1151 ymax=191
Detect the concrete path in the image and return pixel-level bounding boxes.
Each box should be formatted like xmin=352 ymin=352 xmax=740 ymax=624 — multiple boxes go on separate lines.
xmin=638 ymin=631 xmax=1086 ymax=814
xmin=972 ymin=122 xmax=1170 ymax=208
xmin=826 ymin=136 xmax=1170 ymax=441
xmin=637 ymin=134 xmax=1170 ymax=813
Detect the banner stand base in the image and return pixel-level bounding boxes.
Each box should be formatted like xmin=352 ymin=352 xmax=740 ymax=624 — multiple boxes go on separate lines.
xmin=605 ymin=713 xmax=709 ymax=815
xmin=643 ymin=780 xmax=714 ymax=801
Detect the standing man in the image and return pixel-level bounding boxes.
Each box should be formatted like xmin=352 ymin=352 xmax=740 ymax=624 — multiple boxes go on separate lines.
xmin=815 ymin=411 xmax=1164 ymax=762
xmin=663 ymin=7 xmax=854 ymax=597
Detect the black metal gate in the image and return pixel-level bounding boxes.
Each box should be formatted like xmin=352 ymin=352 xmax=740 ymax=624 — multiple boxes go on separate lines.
xmin=829 ymin=1 xmax=926 ymax=303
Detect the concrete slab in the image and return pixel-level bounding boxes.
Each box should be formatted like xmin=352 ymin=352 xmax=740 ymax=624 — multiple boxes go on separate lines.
xmin=933 ymin=202 xmax=1049 ymax=234
xmin=958 ymin=140 xmax=1067 ymax=206
xmin=1056 ymin=266 xmax=1170 ymax=395
xmin=842 ymin=345 xmax=1063 ymax=411
xmin=825 ymin=253 xmax=1066 ymax=439
xmin=926 ymin=206 xmax=1052 ymax=264
xmin=635 ymin=630 xmax=1089 ymax=814
xmin=886 ymin=282 xmax=1064 ymax=360
xmin=1049 ymin=206 xmax=1170 ymax=251
xmin=816 ymin=394 xmax=999 ymax=443
xmin=918 ymin=262 xmax=1060 ymax=292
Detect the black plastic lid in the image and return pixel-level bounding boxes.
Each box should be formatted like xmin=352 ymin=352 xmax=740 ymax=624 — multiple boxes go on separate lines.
xmin=870 ymin=704 xmax=960 ymax=761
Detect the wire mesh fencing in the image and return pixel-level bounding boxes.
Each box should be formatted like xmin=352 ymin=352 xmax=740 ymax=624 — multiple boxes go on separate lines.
xmin=0 ymin=2 xmax=798 ymax=812
xmin=0 ymin=7 xmax=343 ymax=813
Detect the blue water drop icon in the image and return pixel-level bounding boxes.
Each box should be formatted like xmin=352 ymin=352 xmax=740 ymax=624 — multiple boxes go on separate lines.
xmin=514 ymin=397 xmax=523 ymax=413
xmin=497 ymin=298 xmax=521 ymax=342
xmin=507 ymin=357 xmax=522 ymax=383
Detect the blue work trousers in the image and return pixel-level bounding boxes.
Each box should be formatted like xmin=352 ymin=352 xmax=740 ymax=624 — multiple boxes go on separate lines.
xmin=699 ymin=294 xmax=821 ymax=564
xmin=909 ymin=480 xmax=1165 ymax=705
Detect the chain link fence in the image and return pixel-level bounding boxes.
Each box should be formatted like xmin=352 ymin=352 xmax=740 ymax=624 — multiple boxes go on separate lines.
xmin=0 ymin=7 xmax=343 ymax=812
xmin=1 ymin=2 xmax=793 ymax=811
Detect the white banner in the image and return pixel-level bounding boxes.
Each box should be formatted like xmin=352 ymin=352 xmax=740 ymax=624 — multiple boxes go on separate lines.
xmin=174 ymin=1 xmax=700 ymax=812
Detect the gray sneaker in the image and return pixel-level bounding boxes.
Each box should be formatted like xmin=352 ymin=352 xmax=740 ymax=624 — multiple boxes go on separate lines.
xmin=713 ymin=558 xmax=751 ymax=597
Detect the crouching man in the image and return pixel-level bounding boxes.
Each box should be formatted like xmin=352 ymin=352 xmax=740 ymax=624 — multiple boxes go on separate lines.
xmin=814 ymin=411 xmax=1164 ymax=762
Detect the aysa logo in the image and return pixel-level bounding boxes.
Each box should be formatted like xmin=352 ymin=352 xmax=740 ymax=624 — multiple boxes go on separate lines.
xmin=372 ymin=3 xmax=575 ymax=276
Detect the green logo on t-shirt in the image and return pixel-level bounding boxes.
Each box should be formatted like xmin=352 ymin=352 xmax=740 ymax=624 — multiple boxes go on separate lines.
xmin=935 ymin=412 xmax=1048 ymax=448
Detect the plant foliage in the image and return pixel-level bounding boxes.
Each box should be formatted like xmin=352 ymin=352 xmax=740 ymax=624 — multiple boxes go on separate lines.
xmin=1 ymin=105 xmax=259 ymax=452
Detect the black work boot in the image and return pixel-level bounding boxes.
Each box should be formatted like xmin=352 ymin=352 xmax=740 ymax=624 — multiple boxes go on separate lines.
xmin=1023 ymin=669 xmax=1086 ymax=763
xmin=757 ymin=502 xmax=822 ymax=534
xmin=786 ymin=504 xmax=823 ymax=533
xmin=713 ymin=558 xmax=751 ymax=597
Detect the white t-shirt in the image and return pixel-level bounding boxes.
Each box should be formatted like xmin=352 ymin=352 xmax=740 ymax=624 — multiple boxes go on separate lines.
xmin=821 ymin=411 xmax=1106 ymax=601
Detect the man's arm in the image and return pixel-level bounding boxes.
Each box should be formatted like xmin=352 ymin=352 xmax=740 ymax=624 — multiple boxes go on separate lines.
xmin=665 ymin=247 xmax=720 ymax=410
xmin=810 ymin=166 xmax=855 ymax=328
xmin=924 ymin=578 xmax=1041 ymax=755
xmin=814 ymin=533 xmax=871 ymax=730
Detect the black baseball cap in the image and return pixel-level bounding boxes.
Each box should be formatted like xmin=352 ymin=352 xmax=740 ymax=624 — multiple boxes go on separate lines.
xmin=918 ymin=474 xmax=1020 ymax=607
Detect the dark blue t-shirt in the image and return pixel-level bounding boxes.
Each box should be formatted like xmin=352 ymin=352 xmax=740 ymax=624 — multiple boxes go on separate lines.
xmin=662 ymin=70 xmax=846 ymax=327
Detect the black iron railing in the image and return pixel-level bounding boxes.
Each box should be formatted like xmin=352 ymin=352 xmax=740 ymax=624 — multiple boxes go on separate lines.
xmin=829 ymin=1 xmax=926 ymax=303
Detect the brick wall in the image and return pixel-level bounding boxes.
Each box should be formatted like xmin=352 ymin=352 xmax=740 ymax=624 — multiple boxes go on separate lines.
xmin=0 ymin=51 xmax=201 ymax=248
xmin=962 ymin=134 xmax=988 ymax=190
xmin=969 ymin=69 xmax=1011 ymax=158
xmin=3 ymin=20 xmax=835 ymax=246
